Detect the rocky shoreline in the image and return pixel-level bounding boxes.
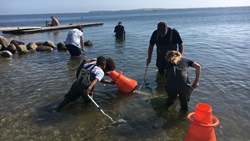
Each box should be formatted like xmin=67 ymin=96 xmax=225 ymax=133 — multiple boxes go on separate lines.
xmin=0 ymin=35 xmax=92 ymax=57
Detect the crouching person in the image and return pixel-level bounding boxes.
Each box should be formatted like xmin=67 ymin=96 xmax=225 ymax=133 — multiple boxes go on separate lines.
xmin=53 ymin=56 xmax=116 ymax=112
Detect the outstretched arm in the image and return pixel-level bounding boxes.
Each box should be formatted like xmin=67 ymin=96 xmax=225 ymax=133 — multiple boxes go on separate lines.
xmin=191 ymin=62 xmax=201 ymax=89
xmin=101 ymin=79 xmax=116 ymax=84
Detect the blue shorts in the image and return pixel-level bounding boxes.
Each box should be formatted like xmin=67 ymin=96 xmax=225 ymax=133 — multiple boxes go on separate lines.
xmin=66 ymin=44 xmax=82 ymax=56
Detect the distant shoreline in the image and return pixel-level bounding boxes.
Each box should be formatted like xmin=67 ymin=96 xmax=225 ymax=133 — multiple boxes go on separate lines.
xmin=88 ymin=5 xmax=250 ymax=13
xmin=0 ymin=5 xmax=249 ymax=16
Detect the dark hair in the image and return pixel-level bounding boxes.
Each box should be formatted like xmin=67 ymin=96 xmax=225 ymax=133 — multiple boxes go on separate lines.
xmin=157 ymin=22 xmax=167 ymax=35
xmin=105 ymin=58 xmax=116 ymax=71
xmin=76 ymin=25 xmax=83 ymax=32
xmin=96 ymin=56 xmax=106 ymax=67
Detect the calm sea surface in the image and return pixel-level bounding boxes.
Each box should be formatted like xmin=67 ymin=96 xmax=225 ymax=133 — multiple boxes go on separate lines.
xmin=0 ymin=7 xmax=250 ymax=141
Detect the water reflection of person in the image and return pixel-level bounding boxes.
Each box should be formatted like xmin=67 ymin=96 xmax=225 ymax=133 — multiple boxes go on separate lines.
xmin=114 ymin=35 xmax=126 ymax=53
xmin=115 ymin=35 xmax=125 ymax=43
xmin=115 ymin=36 xmax=125 ymax=48
xmin=67 ymin=56 xmax=83 ymax=74
xmin=53 ymin=30 xmax=60 ymax=43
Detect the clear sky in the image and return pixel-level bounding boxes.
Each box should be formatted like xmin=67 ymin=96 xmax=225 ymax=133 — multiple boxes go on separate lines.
xmin=1 ymin=0 xmax=250 ymax=15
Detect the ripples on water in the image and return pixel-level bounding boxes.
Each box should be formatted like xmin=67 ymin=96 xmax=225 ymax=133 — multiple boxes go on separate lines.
xmin=1 ymin=7 xmax=250 ymax=141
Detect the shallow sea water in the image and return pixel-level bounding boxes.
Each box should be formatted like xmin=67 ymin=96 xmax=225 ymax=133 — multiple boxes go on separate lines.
xmin=0 ymin=7 xmax=250 ymax=141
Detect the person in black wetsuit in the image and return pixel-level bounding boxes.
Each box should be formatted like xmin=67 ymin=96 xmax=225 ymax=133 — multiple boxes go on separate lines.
xmin=165 ymin=50 xmax=201 ymax=111
xmin=146 ymin=22 xmax=183 ymax=75
xmin=114 ymin=22 xmax=126 ymax=38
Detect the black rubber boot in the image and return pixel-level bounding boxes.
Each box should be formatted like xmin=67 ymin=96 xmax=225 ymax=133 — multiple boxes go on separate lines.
xmin=53 ymin=98 xmax=71 ymax=112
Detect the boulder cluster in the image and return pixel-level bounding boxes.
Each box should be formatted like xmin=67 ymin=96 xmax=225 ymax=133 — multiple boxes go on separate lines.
xmin=0 ymin=35 xmax=93 ymax=58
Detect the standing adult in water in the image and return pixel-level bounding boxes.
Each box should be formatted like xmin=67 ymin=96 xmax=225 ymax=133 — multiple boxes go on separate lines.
xmin=50 ymin=16 xmax=60 ymax=26
xmin=65 ymin=25 xmax=85 ymax=56
xmin=114 ymin=22 xmax=126 ymax=38
xmin=146 ymin=22 xmax=183 ymax=75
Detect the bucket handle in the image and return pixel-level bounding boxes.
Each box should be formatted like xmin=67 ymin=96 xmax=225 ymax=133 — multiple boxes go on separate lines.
xmin=117 ymin=71 xmax=123 ymax=79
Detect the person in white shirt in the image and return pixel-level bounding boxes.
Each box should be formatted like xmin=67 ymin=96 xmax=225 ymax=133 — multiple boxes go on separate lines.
xmin=65 ymin=25 xmax=85 ymax=56
xmin=53 ymin=56 xmax=116 ymax=112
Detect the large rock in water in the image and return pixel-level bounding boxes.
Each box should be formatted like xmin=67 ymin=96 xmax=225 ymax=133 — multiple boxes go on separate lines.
xmin=16 ymin=45 xmax=28 ymax=54
xmin=57 ymin=42 xmax=67 ymax=51
xmin=27 ymin=42 xmax=38 ymax=50
xmin=43 ymin=41 xmax=55 ymax=49
xmin=10 ymin=40 xmax=25 ymax=47
xmin=35 ymin=41 xmax=44 ymax=46
xmin=7 ymin=44 xmax=17 ymax=54
xmin=0 ymin=36 xmax=8 ymax=50
xmin=1 ymin=50 xmax=13 ymax=57
xmin=36 ymin=45 xmax=53 ymax=51
xmin=84 ymin=40 xmax=93 ymax=46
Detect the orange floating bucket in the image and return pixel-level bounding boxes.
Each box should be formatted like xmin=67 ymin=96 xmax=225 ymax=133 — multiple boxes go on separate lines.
xmin=109 ymin=70 xmax=137 ymax=93
xmin=184 ymin=103 xmax=219 ymax=141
